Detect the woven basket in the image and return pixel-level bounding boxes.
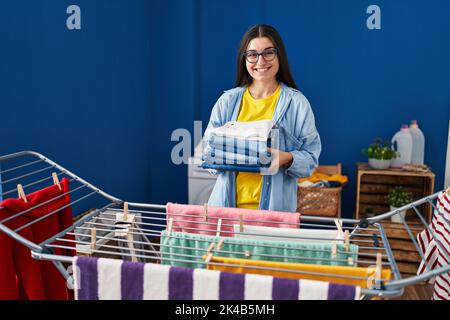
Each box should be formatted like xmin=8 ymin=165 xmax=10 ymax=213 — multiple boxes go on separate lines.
xmin=297 ymin=187 xmax=342 ymax=217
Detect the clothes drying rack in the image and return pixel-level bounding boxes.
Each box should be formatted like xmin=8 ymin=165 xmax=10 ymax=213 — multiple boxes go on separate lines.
xmin=0 ymin=151 xmax=448 ymax=300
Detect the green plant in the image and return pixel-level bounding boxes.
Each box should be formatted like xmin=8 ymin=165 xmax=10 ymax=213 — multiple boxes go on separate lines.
xmin=361 ymin=138 xmax=399 ymax=160
xmin=385 ymin=186 xmax=413 ymax=208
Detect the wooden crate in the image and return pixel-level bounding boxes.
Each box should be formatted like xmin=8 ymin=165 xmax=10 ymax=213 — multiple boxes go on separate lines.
xmin=355 ymin=163 xmax=435 ymax=222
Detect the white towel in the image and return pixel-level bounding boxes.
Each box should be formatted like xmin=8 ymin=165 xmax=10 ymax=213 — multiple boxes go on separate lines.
xmin=234 ymin=224 xmax=344 ymax=243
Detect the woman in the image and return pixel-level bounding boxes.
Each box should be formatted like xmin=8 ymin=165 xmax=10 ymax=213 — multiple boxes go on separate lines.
xmin=205 ymin=24 xmax=321 ymax=213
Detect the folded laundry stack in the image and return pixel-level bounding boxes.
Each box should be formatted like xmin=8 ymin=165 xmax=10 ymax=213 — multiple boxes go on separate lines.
xmin=201 ymin=120 xmax=274 ymax=173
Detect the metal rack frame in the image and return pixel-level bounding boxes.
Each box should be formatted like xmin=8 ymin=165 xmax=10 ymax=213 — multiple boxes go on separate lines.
xmin=0 ymin=151 xmax=448 ymax=300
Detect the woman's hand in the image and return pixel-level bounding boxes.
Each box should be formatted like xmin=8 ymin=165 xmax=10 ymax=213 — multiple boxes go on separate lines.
xmin=267 ymin=148 xmax=293 ymax=174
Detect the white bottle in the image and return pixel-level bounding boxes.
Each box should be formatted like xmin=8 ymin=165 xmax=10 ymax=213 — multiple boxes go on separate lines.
xmin=409 ymin=120 xmax=425 ymax=165
xmin=391 ymin=125 xmax=413 ymax=168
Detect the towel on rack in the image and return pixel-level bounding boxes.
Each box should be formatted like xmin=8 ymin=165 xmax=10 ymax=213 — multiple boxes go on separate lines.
xmin=206 ymin=256 xmax=391 ymax=289
xmin=416 ymin=191 xmax=450 ymax=300
xmin=160 ymin=230 xmax=358 ymax=268
xmin=72 ymin=256 xmax=360 ymax=300
xmin=0 ymin=178 xmax=74 ymax=300
xmin=166 ymin=203 xmax=300 ymax=237
xmin=234 ymin=224 xmax=344 ymax=244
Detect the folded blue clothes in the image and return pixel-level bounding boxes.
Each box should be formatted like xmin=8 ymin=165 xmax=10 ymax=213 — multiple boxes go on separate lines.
xmin=201 ymin=163 xmax=268 ymax=173
xmin=207 ymin=134 xmax=270 ymax=159
xmin=203 ymin=145 xmax=271 ymax=166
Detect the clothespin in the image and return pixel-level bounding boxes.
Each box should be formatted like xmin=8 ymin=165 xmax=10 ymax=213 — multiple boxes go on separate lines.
xmin=348 ymin=257 xmax=354 ymax=266
xmin=123 ymin=202 xmax=129 ymax=221
xmin=375 ymin=252 xmax=382 ymax=286
xmin=239 ymin=212 xmax=244 ymax=233
xmin=17 ymin=184 xmax=27 ymax=203
xmin=334 ymin=219 xmax=343 ymax=235
xmin=203 ymin=203 xmax=208 ymax=222
xmin=244 ymin=250 xmax=251 ymax=258
xmin=52 ymin=172 xmax=62 ymax=191
xmin=126 ymin=231 xmax=138 ymax=263
xmin=167 ymin=218 xmax=174 ymax=238
xmin=90 ymin=227 xmax=97 ymax=252
xmin=216 ymin=218 xmax=222 ymax=237
xmin=344 ymin=230 xmax=350 ymax=253
xmin=216 ymin=238 xmax=224 ymax=251
xmin=114 ymin=202 xmax=135 ymax=237
xmin=204 ymin=242 xmax=215 ymax=263
xmin=331 ymin=240 xmax=337 ymax=259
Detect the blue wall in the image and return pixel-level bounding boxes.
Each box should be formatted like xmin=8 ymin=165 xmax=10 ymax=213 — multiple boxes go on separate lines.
xmin=0 ymin=0 xmax=449 ymax=218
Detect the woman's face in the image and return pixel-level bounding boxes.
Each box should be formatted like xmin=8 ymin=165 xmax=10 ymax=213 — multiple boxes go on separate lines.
xmin=245 ymin=37 xmax=279 ymax=83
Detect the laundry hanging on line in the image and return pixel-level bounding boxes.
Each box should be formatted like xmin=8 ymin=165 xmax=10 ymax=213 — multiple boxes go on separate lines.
xmin=416 ymin=191 xmax=450 ymax=300
xmin=73 ymin=256 xmax=361 ymax=300
xmin=159 ymin=230 xmax=358 ymax=269
xmin=0 ymin=178 xmax=74 ymax=300
xmin=205 ymin=255 xmax=391 ymax=289
xmin=166 ymin=202 xmax=300 ymax=237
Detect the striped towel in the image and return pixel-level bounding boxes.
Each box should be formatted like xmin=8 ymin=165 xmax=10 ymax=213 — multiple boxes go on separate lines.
xmin=73 ymin=256 xmax=360 ymax=300
xmin=416 ymin=191 xmax=450 ymax=300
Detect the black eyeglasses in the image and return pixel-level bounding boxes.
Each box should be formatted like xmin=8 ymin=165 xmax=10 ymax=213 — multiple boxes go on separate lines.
xmin=243 ymin=47 xmax=278 ymax=64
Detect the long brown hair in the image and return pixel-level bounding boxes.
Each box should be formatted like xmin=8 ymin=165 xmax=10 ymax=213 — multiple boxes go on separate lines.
xmin=235 ymin=24 xmax=297 ymax=89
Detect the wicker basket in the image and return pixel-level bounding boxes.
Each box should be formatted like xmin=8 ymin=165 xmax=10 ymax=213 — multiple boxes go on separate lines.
xmin=297 ymin=186 xmax=342 ymax=217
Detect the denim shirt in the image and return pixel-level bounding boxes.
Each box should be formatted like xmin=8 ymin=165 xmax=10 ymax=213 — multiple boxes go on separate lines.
xmin=205 ymin=82 xmax=321 ymax=212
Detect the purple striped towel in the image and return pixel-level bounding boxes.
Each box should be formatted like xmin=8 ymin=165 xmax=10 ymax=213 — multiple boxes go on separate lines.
xmin=73 ymin=256 xmax=361 ymax=300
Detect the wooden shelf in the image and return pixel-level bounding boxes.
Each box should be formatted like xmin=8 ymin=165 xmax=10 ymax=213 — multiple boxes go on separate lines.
xmin=355 ymin=163 xmax=435 ymax=222
xmin=354 ymin=163 xmax=435 ymax=277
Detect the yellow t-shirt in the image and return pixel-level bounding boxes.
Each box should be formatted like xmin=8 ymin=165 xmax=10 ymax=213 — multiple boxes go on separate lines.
xmin=235 ymin=84 xmax=281 ymax=209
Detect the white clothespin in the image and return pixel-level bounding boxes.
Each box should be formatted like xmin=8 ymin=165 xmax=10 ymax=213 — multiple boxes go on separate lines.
xmin=244 ymin=250 xmax=251 ymax=258
xmin=52 ymin=172 xmax=62 ymax=191
xmin=17 ymin=184 xmax=27 ymax=203
xmin=167 ymin=218 xmax=174 ymax=238
xmin=90 ymin=227 xmax=97 ymax=252
xmin=115 ymin=202 xmax=135 ymax=237
xmin=216 ymin=218 xmax=222 ymax=237
xmin=203 ymin=203 xmax=208 ymax=222
xmin=344 ymin=230 xmax=350 ymax=252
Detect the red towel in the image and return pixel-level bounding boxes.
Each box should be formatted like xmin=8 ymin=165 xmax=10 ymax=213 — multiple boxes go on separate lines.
xmin=0 ymin=178 xmax=74 ymax=300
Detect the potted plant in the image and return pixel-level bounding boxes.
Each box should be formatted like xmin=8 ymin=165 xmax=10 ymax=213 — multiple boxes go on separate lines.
xmin=385 ymin=186 xmax=414 ymax=223
xmin=362 ymin=138 xmax=399 ymax=169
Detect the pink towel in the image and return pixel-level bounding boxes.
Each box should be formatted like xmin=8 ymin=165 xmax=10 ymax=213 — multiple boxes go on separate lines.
xmin=166 ymin=203 xmax=300 ymax=237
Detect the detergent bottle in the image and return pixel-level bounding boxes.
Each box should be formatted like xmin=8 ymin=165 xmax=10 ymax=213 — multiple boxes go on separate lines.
xmin=391 ymin=125 xmax=413 ymax=168
xmin=409 ymin=120 xmax=425 ymax=165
